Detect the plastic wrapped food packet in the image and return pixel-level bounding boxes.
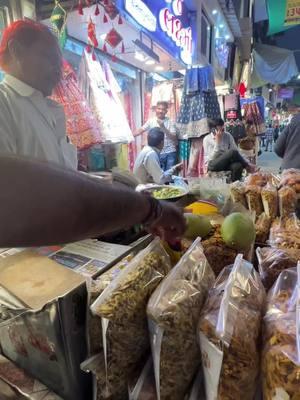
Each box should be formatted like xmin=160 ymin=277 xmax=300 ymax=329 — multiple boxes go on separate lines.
xmin=90 ymin=238 xmax=171 ymax=399
xmin=278 ymin=186 xmax=298 ymax=217
xmin=199 ymin=255 xmax=265 ymax=400
xmin=229 ymin=181 xmax=247 ymax=208
xmin=255 ymin=213 xmax=272 ymax=244
xmin=269 ymin=215 xmax=300 ymax=250
xmin=128 ymin=358 xmax=157 ymax=400
xmin=245 ymin=185 xmax=264 ymax=217
xmin=257 ymin=247 xmax=300 ymax=290
xmin=88 ymin=254 xmax=134 ymax=354
xmin=245 ymin=172 xmax=269 ymax=187
xmin=147 ymin=239 xmax=215 ymax=400
xmin=261 ymin=184 xmax=278 ymax=219
xmin=262 ymin=265 xmax=300 ymax=400
xmin=186 ymin=371 xmax=205 ymax=400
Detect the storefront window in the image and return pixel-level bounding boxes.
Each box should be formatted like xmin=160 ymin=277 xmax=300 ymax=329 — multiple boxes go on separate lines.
xmin=201 ymin=11 xmax=212 ymax=61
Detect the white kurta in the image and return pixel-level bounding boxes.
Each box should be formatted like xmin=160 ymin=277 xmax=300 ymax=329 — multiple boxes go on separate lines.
xmin=0 ymin=75 xmax=78 ymax=169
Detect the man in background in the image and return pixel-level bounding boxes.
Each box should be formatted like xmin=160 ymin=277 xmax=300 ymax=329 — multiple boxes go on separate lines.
xmin=135 ymin=101 xmax=178 ymax=171
xmin=0 ymin=20 xmax=77 ymax=169
xmin=204 ymin=118 xmax=256 ymax=181
xmin=134 ymin=128 xmax=182 ymax=185
xmin=265 ymin=124 xmax=274 ymax=152
xmin=275 ymin=113 xmax=300 ymax=170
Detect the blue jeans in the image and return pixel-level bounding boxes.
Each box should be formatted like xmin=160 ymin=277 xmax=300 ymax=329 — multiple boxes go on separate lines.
xmin=160 ymin=152 xmax=177 ymax=171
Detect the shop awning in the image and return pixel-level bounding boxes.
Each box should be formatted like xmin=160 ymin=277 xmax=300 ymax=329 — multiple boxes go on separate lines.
xmin=251 ymin=43 xmax=298 ymax=88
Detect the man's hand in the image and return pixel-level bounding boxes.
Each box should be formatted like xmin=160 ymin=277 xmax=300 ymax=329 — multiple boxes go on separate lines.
xmin=172 ymin=162 xmax=183 ymax=173
xmin=147 ymin=201 xmax=186 ymax=244
xmin=214 ymin=129 xmax=223 ymax=144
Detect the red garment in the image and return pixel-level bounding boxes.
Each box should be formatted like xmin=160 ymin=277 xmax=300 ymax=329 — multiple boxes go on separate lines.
xmin=52 ymin=60 xmax=103 ymax=150
xmin=187 ymin=138 xmax=205 ymax=177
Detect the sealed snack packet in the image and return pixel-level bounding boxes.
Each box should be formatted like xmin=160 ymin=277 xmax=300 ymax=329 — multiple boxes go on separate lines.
xmin=261 ymin=184 xmax=278 ymax=219
xmin=278 ymin=186 xmax=297 ymax=217
xmin=230 ymin=181 xmax=247 ymax=208
xmin=199 ymin=255 xmax=265 ymax=400
xmin=255 ymin=213 xmax=272 ymax=244
xmin=245 ymin=185 xmax=264 ymax=217
xmin=257 ymin=247 xmax=300 ymax=290
xmin=147 ymin=239 xmax=215 ymax=400
xmin=262 ymin=265 xmax=300 ymax=400
xmin=269 ymin=215 xmax=300 ymax=250
xmin=245 ymin=172 xmax=269 ymax=187
xmin=280 ymin=168 xmax=300 ymax=192
xmin=90 ymin=239 xmax=171 ymax=399
xmin=128 ymin=358 xmax=157 ymax=400
xmin=88 ymin=254 xmax=134 ymax=354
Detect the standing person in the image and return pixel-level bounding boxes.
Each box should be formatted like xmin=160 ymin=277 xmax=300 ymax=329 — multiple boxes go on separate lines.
xmin=133 ymin=128 xmax=182 ymax=184
xmin=135 ymin=101 xmax=178 ymax=171
xmin=274 ymin=125 xmax=279 ymax=142
xmin=265 ymin=124 xmax=274 ymax=152
xmin=0 ymin=20 xmax=77 ymax=169
xmin=203 ymin=118 xmax=256 ymax=181
xmin=275 ymin=113 xmax=300 ymax=169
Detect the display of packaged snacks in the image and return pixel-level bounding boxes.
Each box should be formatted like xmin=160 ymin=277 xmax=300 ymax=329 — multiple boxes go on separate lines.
xmin=257 ymin=247 xmax=300 ymax=290
xmin=280 ymin=168 xmax=300 ymax=192
xmin=88 ymin=254 xmax=134 ymax=354
xmin=199 ymin=255 xmax=265 ymax=400
xmin=269 ymin=215 xmax=300 ymax=250
xmin=229 ymin=181 xmax=247 ymax=208
xmin=278 ymin=186 xmax=298 ymax=217
xmin=202 ymin=225 xmax=238 ymax=276
xmin=90 ymin=239 xmax=171 ymax=399
xmin=255 ymin=213 xmax=272 ymax=244
xmin=147 ymin=239 xmax=215 ymax=400
xmin=261 ymin=184 xmax=278 ymax=219
xmin=128 ymin=358 xmax=157 ymax=400
xmin=245 ymin=172 xmax=269 ymax=187
xmin=245 ymin=185 xmax=264 ymax=216
xmin=262 ymin=267 xmax=300 ymax=400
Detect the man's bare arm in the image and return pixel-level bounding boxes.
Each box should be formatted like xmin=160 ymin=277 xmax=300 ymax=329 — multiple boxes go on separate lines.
xmin=0 ymin=156 xmax=185 ymax=247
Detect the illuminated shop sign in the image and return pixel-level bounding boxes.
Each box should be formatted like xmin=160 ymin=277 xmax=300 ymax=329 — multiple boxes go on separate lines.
xmin=122 ymin=0 xmax=194 ymax=65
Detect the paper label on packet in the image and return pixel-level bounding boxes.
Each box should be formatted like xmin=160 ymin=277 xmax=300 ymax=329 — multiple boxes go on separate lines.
xmin=199 ymin=332 xmax=223 ymax=400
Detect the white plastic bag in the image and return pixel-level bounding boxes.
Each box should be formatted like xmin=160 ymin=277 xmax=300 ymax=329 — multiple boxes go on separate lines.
xmin=262 ymin=263 xmax=300 ymax=400
xmin=199 ymin=255 xmax=265 ymax=400
xmin=90 ymin=238 xmax=171 ymax=399
xmin=147 ymin=239 xmax=215 ymax=400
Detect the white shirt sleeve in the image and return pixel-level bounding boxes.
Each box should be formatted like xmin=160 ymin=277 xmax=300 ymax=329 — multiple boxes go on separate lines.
xmin=144 ymin=151 xmax=172 ymax=184
xmin=0 ymin=95 xmax=17 ymax=154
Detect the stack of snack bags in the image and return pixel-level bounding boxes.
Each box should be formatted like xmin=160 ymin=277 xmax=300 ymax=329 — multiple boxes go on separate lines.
xmin=89 ymin=238 xmax=171 ymax=399
xmin=262 ymin=264 xmax=300 ymax=400
xmin=199 ymin=254 xmax=265 ymax=400
xmin=147 ymin=239 xmax=215 ymax=400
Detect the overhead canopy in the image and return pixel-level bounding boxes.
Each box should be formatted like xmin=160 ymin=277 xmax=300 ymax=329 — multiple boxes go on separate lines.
xmin=267 ymin=0 xmax=300 ymax=35
xmin=251 ymin=43 xmax=298 ymax=88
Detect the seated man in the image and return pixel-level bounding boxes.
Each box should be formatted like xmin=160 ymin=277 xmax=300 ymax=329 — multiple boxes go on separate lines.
xmin=134 ymin=128 xmax=181 ymax=184
xmin=203 ymin=118 xmax=256 ymax=181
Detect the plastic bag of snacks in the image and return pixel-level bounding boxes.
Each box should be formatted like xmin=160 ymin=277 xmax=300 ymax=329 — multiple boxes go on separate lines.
xmin=278 ymin=186 xmax=297 ymax=217
xmin=89 ymin=254 xmax=134 ymax=354
xmin=245 ymin=172 xmax=269 ymax=187
xmin=257 ymin=247 xmax=300 ymax=290
xmin=261 ymin=183 xmax=278 ymax=219
xmin=229 ymin=181 xmax=247 ymax=208
xmin=199 ymin=255 xmax=265 ymax=400
xmin=280 ymin=168 xmax=300 ymax=192
xmin=90 ymin=238 xmax=171 ymax=399
xmin=262 ymin=265 xmax=300 ymax=400
xmin=245 ymin=185 xmax=264 ymax=217
xmin=255 ymin=213 xmax=272 ymax=244
xmin=128 ymin=358 xmax=157 ymax=400
xmin=147 ymin=239 xmax=215 ymax=400
xmin=269 ymin=215 xmax=300 ymax=250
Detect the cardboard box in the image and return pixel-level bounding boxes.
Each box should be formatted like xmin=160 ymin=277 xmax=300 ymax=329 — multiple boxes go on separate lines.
xmin=0 ymin=250 xmax=92 ymax=400
xmin=0 ymin=354 xmax=63 ymax=399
